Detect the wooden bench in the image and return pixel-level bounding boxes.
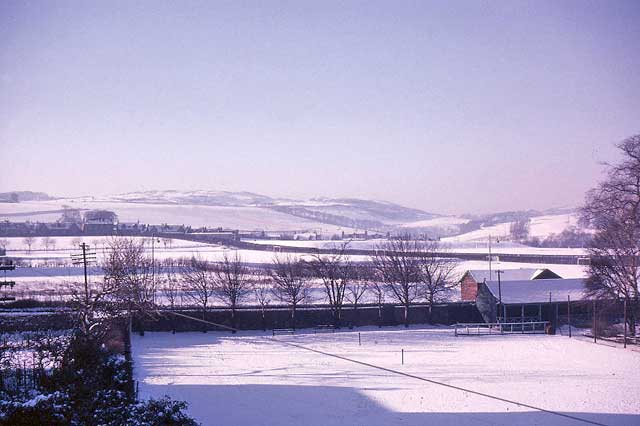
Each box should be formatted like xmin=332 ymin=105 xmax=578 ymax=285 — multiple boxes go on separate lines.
xmin=272 ymin=328 xmax=295 ymax=336
xmin=314 ymin=325 xmax=335 ymax=333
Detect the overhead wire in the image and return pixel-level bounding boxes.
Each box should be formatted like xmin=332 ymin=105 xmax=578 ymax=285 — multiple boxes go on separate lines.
xmin=160 ymin=310 xmax=609 ymax=426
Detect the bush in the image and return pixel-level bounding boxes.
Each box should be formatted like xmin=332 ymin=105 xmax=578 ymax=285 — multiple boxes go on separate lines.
xmin=1 ymin=333 xmax=199 ymax=426
xmin=1 ymin=391 xmax=199 ymax=426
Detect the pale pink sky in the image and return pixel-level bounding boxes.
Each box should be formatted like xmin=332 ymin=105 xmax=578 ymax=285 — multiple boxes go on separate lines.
xmin=1 ymin=1 xmax=638 ymax=214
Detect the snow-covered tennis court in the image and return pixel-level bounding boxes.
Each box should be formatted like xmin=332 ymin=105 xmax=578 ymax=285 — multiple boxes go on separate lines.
xmin=132 ymin=327 xmax=640 ymax=426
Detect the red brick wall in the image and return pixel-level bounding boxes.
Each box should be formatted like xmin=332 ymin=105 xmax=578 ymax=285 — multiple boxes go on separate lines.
xmin=460 ymin=274 xmax=479 ymax=301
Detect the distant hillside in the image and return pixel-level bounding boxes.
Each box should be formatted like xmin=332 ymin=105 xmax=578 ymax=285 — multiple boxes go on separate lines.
xmin=0 ymin=189 xmax=580 ymax=239
xmin=108 ymin=190 xmax=274 ymax=206
xmin=0 ymin=191 xmax=53 ymax=203
xmin=99 ymin=190 xmax=437 ymax=230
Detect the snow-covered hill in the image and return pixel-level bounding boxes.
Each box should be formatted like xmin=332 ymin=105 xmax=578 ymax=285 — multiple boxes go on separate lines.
xmin=106 ymin=190 xmax=274 ymax=206
xmin=0 ymin=189 xmax=583 ymax=240
xmin=442 ymin=213 xmax=580 ymax=243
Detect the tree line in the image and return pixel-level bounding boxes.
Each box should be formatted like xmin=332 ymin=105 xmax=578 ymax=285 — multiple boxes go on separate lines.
xmin=76 ymin=237 xmax=461 ymax=333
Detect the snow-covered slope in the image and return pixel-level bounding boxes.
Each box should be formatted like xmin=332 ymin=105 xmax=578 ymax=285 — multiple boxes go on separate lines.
xmin=0 ymin=190 xmax=437 ymax=231
xmin=106 ymin=190 xmax=274 ymax=206
xmin=443 ymin=213 xmax=579 ymax=243
xmin=0 ymin=199 xmax=353 ymax=232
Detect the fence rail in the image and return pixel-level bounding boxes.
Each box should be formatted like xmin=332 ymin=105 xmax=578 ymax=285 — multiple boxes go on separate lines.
xmin=454 ymin=321 xmax=550 ymax=336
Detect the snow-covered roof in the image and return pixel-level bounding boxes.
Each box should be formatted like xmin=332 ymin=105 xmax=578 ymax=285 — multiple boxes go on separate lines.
xmin=485 ymin=278 xmax=587 ymax=304
xmin=468 ymin=268 xmax=560 ymax=283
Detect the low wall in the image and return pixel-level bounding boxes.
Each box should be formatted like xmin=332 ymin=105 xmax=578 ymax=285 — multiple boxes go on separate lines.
xmin=0 ymin=311 xmax=76 ymax=332
xmin=133 ymin=302 xmax=484 ymax=332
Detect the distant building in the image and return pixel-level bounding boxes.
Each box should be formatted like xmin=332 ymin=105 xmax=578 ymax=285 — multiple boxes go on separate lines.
xmin=0 ymin=221 xmax=33 ymax=237
xmin=460 ymin=268 xmax=562 ymax=302
xmin=36 ymin=222 xmax=82 ymax=236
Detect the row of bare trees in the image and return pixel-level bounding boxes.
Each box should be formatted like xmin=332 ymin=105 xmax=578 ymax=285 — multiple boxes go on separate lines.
xmin=171 ymin=239 xmax=458 ymax=328
xmin=75 ymin=236 xmax=460 ymax=335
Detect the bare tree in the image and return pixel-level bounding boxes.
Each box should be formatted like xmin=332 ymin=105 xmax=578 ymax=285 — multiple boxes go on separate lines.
xmin=102 ymin=237 xmax=157 ymax=333
xmin=66 ymin=238 xmax=153 ymax=337
xmin=161 ymin=259 xmax=181 ymax=310
xmin=0 ymin=239 xmax=9 ymax=250
xmin=161 ymin=237 xmax=172 ymax=249
xmin=71 ymin=237 xmax=82 ymax=248
xmin=23 ymin=236 xmax=36 ymax=253
xmin=345 ymin=263 xmax=370 ymax=326
xmin=581 ymin=134 xmax=640 ymax=336
xmin=371 ymin=237 xmax=422 ymax=327
xmin=182 ymin=256 xmax=216 ymax=326
xmin=269 ymin=254 xmax=308 ymax=328
xmin=42 ymin=236 xmax=55 ymax=251
xmin=160 ymin=259 xmax=181 ymax=333
xmin=68 ymin=274 xmax=119 ymax=338
xmin=369 ymin=274 xmax=386 ymax=327
xmin=510 ymin=218 xmax=530 ymax=241
xmin=417 ymin=241 xmax=459 ymax=322
xmin=307 ymin=243 xmax=352 ymax=327
xmin=253 ymin=275 xmax=272 ymax=331
xmin=212 ymin=251 xmax=251 ymax=330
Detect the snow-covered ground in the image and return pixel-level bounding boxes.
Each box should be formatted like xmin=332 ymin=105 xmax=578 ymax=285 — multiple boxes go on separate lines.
xmin=243 ymin=238 xmax=588 ymax=256
xmin=133 ymin=328 xmax=640 ymax=426
xmin=400 ymin=216 xmax=470 ymax=229
xmin=2 ymin=235 xmax=211 ymax=251
xmin=2 ymin=258 xmax=587 ymax=304
xmin=0 ymin=200 xmax=353 ymax=233
xmin=442 ymin=213 xmax=580 ymax=243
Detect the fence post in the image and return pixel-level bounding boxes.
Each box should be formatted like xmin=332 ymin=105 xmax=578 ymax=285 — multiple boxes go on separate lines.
xmin=567 ymin=295 xmax=571 ymax=338
xmin=623 ymin=298 xmax=627 ymax=349
xmin=401 ymin=349 xmax=404 ymax=365
xmin=358 ymin=332 xmax=361 ymax=346
xmin=592 ymin=299 xmax=597 ymax=344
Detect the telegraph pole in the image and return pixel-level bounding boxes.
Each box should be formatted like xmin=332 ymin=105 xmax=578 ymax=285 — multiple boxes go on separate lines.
xmin=71 ymin=243 xmax=96 ymax=306
xmin=488 ymin=235 xmax=492 ymax=281
xmin=623 ymin=298 xmax=627 ymax=349
xmin=151 ymin=234 xmax=160 ymax=305
xmin=496 ymin=269 xmax=504 ymax=322
xmin=567 ymin=294 xmax=571 ymax=338
xmin=0 ymin=261 xmax=16 ymax=302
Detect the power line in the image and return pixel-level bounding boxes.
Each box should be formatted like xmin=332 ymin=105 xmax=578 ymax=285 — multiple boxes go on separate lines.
xmin=161 ymin=310 xmax=608 ymax=426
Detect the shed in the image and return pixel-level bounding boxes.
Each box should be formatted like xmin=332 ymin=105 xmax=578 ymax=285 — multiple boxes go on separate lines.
xmin=460 ymin=268 xmax=561 ymax=301
xmin=476 ymin=278 xmax=588 ymax=323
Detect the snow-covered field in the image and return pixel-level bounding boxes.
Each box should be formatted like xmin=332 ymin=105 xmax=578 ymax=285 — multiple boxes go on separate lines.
xmin=400 ymin=216 xmax=470 ymax=229
xmin=442 ymin=213 xmax=580 ymax=243
xmin=0 ymin=256 xmax=586 ymax=305
xmin=244 ymin=238 xmax=588 ymax=256
xmin=0 ymin=200 xmax=352 ymax=233
xmin=133 ymin=328 xmax=640 ymax=426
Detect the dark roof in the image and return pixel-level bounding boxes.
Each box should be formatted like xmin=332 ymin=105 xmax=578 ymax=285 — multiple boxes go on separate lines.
xmin=467 ymin=268 xmax=561 ymax=283
xmin=484 ymin=278 xmax=587 ymax=304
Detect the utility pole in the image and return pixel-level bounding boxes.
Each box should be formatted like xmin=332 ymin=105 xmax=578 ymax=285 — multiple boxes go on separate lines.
xmin=0 ymin=261 xmax=16 ymax=302
xmin=71 ymin=243 xmax=96 ymax=308
xmin=592 ymin=299 xmax=597 ymax=343
xmin=567 ymin=294 xmax=571 ymax=338
xmin=488 ymin=235 xmax=492 ymax=281
xmin=151 ymin=234 xmax=160 ymax=305
xmin=496 ymin=269 xmax=504 ymax=322
xmin=623 ymin=298 xmax=627 ymax=349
